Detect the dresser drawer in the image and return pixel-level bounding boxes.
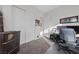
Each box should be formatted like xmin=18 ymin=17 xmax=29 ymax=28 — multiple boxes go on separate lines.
xmin=2 ymin=40 xmax=14 ymax=53
xmin=0 ymin=41 xmax=2 ymax=48
xmin=2 ymin=33 xmax=14 ymax=43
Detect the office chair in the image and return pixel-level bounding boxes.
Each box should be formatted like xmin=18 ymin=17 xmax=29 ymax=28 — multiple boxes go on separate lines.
xmin=58 ymin=28 xmax=79 ymax=53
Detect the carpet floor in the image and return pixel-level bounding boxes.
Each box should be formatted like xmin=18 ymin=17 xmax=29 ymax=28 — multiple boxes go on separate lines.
xmin=18 ymin=38 xmax=50 ymax=54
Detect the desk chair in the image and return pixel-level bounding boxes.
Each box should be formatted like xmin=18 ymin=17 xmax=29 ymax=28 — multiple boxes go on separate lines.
xmin=59 ymin=28 xmax=79 ymax=53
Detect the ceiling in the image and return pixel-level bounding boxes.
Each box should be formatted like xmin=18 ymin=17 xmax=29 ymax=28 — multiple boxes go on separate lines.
xmin=34 ymin=5 xmax=60 ymax=13
xmin=16 ymin=5 xmax=60 ymax=13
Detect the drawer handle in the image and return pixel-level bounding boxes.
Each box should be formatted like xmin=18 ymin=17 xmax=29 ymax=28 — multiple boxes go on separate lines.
xmin=2 ymin=39 xmax=14 ymax=44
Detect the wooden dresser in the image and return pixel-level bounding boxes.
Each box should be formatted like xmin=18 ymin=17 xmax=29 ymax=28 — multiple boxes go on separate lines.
xmin=0 ymin=31 xmax=20 ymax=54
xmin=0 ymin=11 xmax=20 ymax=54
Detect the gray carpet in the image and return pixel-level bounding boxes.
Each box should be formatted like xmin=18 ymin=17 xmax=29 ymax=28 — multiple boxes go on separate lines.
xmin=44 ymin=36 xmax=65 ymax=54
xmin=18 ymin=37 xmax=66 ymax=54
xmin=18 ymin=38 xmax=50 ymax=54
xmin=45 ymin=43 xmax=65 ymax=54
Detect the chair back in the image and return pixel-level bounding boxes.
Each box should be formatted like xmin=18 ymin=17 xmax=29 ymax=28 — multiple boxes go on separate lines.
xmin=60 ymin=28 xmax=77 ymax=46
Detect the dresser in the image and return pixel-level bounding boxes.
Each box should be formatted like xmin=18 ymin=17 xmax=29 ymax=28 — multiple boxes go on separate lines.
xmin=0 ymin=31 xmax=20 ymax=54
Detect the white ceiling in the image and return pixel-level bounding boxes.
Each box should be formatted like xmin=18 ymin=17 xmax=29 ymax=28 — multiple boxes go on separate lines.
xmin=34 ymin=5 xmax=60 ymax=13
xmin=16 ymin=5 xmax=60 ymax=13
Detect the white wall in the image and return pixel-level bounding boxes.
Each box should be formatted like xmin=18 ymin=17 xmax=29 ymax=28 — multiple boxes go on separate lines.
xmin=43 ymin=5 xmax=79 ymax=30
xmin=16 ymin=5 xmax=44 ymax=40
xmin=2 ymin=5 xmax=15 ymax=31
xmin=1 ymin=5 xmax=44 ymax=44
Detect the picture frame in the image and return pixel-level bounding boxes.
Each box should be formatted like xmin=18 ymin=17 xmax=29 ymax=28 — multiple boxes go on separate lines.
xmin=60 ymin=16 xmax=78 ymax=24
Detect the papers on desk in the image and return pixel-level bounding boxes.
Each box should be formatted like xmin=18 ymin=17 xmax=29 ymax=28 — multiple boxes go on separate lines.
xmin=76 ymin=34 xmax=79 ymax=37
